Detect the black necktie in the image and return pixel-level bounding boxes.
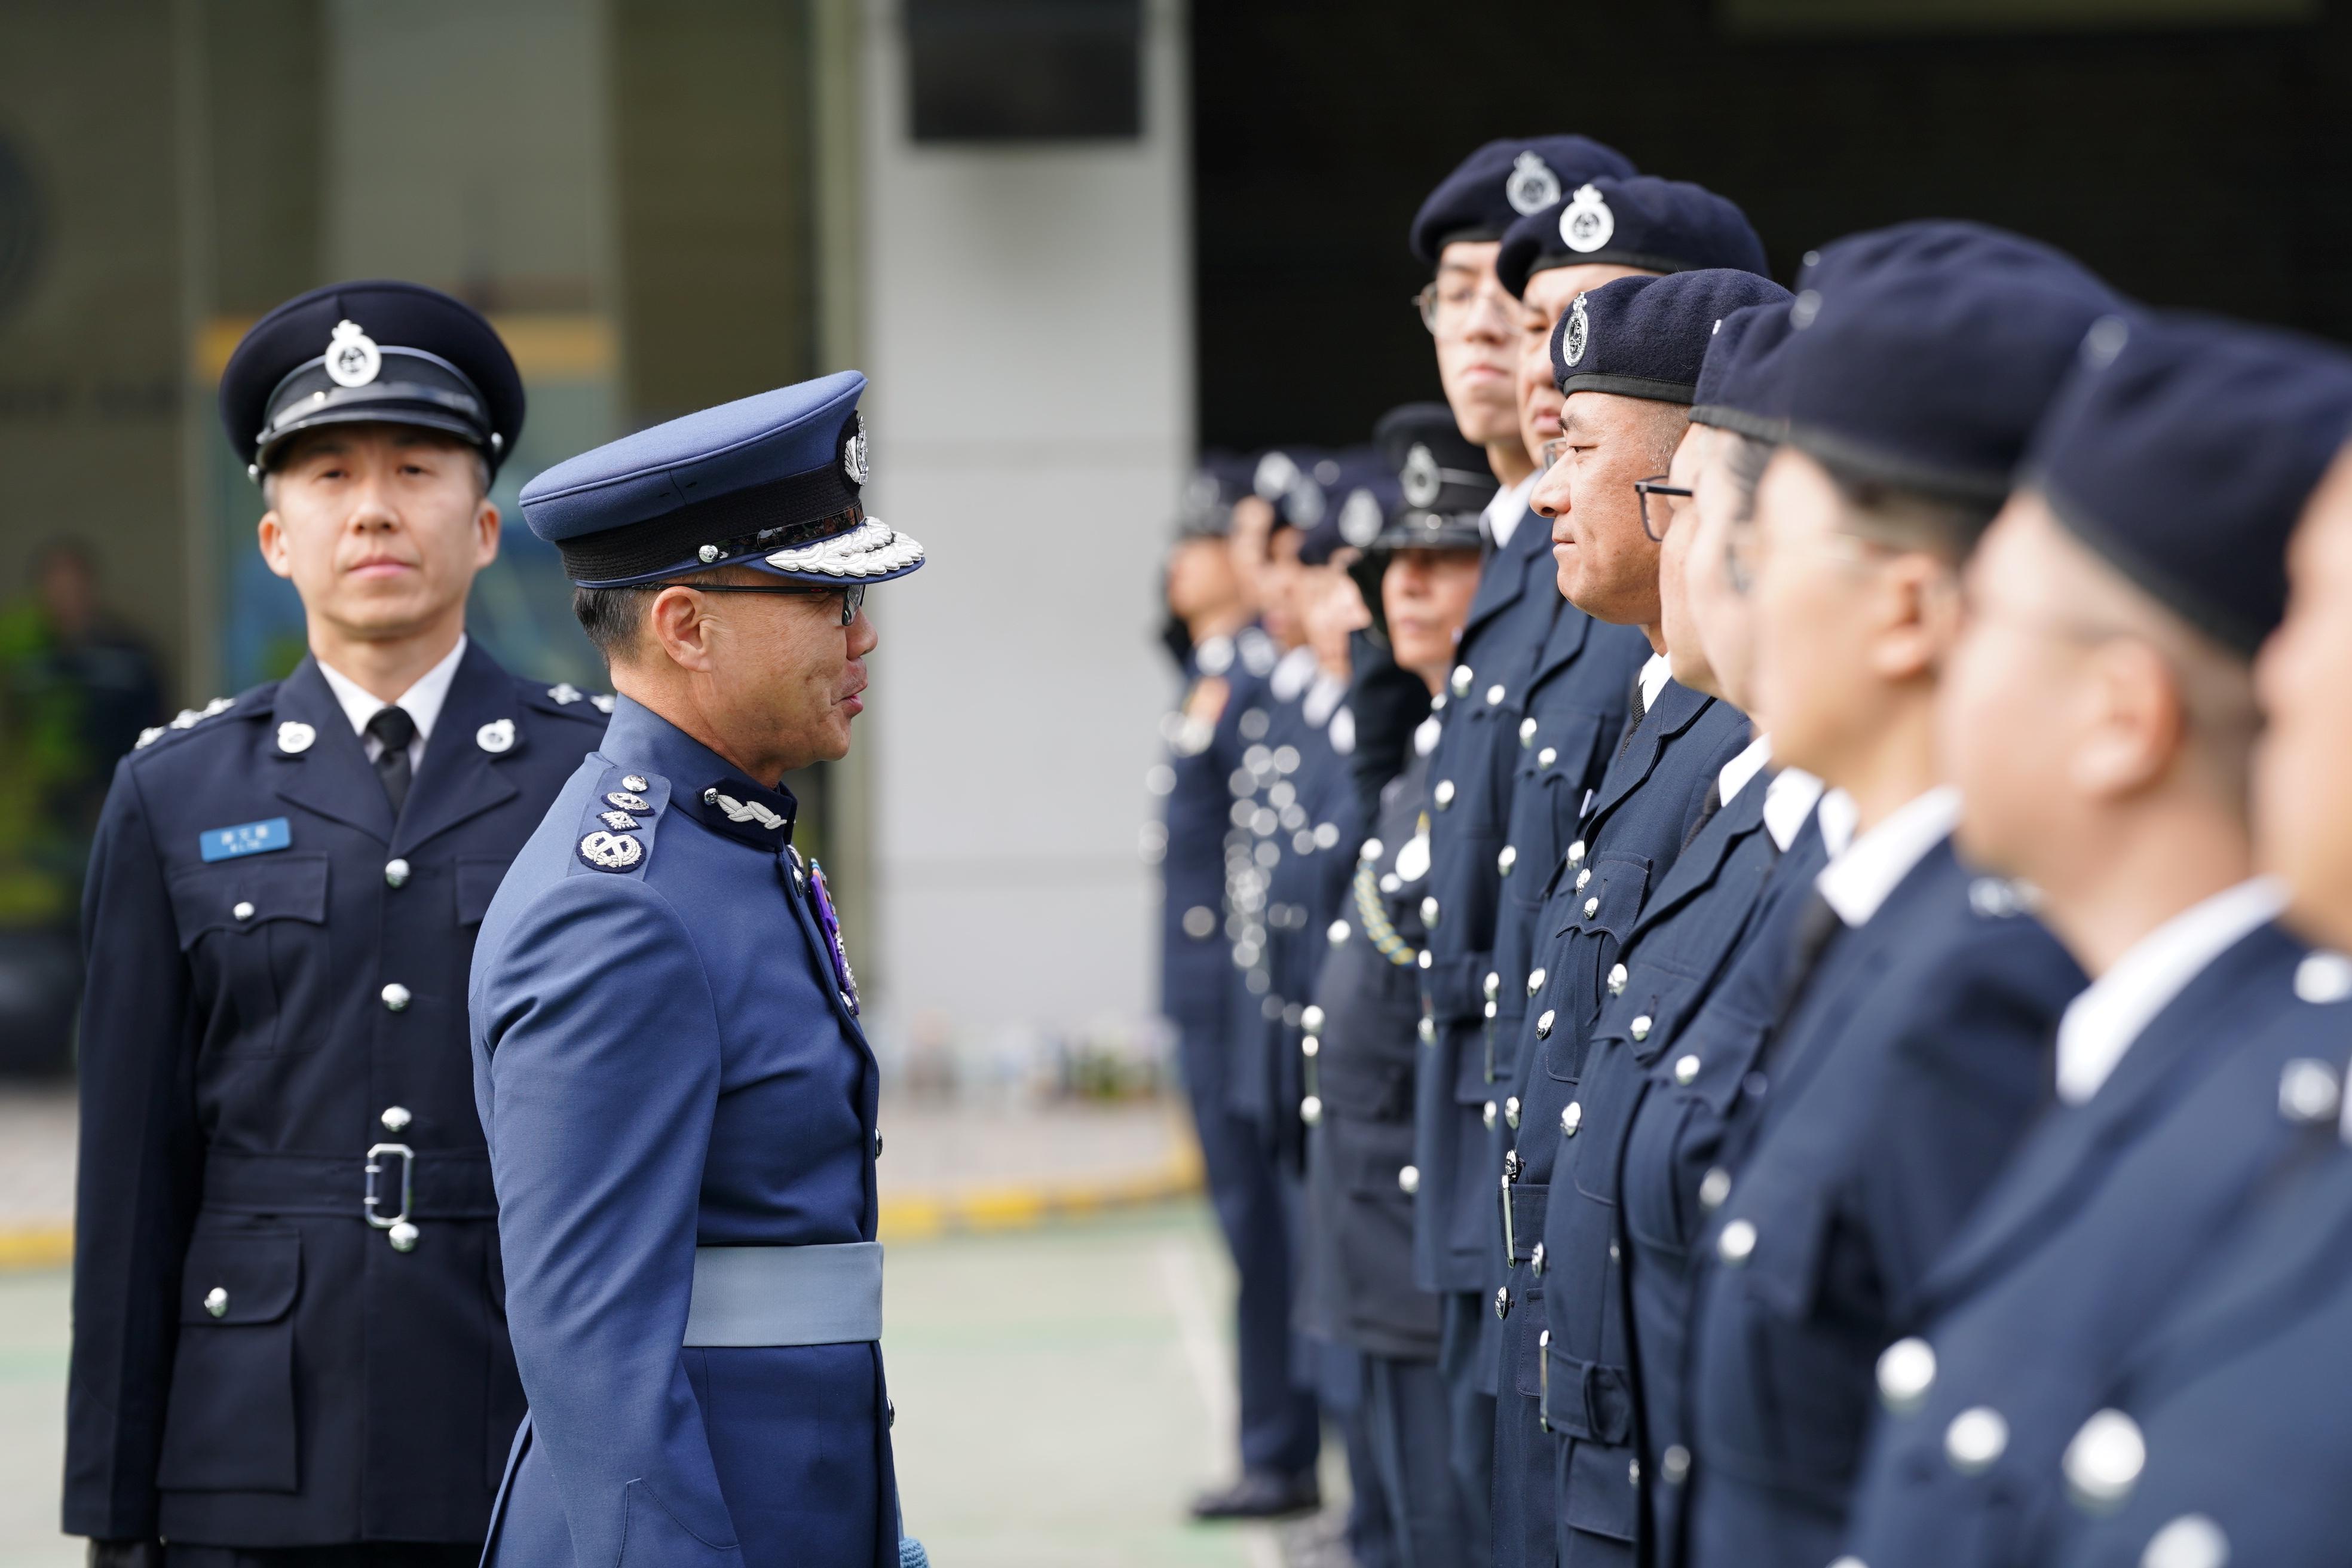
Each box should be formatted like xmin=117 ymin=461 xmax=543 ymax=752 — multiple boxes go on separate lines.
xmin=1775 ymin=890 xmax=1845 ymax=1029
xmin=366 ymin=705 xmax=416 ymax=816
xmin=1682 ymin=780 xmax=1723 ymax=850
xmin=1618 ymin=669 xmax=1650 ymax=760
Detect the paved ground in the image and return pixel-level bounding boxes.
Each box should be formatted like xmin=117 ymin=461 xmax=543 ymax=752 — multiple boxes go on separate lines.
xmin=0 ymin=1203 xmax=1354 ymax=1568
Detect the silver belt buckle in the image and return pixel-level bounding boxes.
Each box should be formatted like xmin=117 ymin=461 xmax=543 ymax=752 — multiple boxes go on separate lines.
xmin=365 ymin=1143 xmax=420 ymax=1252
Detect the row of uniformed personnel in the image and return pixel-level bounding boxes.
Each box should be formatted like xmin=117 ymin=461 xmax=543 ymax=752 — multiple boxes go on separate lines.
xmin=1151 ymin=135 xmax=2352 ymax=1568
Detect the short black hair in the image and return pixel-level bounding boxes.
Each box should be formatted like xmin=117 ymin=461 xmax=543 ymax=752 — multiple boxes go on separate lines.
xmin=1722 ymin=433 xmax=1775 ymax=523
xmin=1815 ymin=449 xmax=2001 ymax=564
xmin=572 ymin=585 xmax=648 ymax=660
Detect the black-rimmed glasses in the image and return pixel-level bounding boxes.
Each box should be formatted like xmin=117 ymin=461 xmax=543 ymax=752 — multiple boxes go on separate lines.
xmin=1633 ymin=478 xmax=1693 ymax=543
xmin=654 ymin=580 xmax=866 ymax=627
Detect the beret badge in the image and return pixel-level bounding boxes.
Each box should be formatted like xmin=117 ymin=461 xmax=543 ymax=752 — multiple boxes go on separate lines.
xmin=1564 ymin=295 xmax=1591 ymax=368
xmin=841 ymin=411 xmax=869 ymax=485
xmin=1560 ymin=184 xmax=1615 ymax=255
xmin=1505 ymin=151 xmax=1561 ymax=217
xmin=1401 ymin=443 xmax=1443 ymax=508
xmin=324 ymin=319 xmax=382 ymax=388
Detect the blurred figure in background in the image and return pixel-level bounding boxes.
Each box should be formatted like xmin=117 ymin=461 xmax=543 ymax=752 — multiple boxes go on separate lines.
xmin=1298 ymin=404 xmax=1494 ymax=1568
xmin=0 ymin=538 xmax=164 ymax=1073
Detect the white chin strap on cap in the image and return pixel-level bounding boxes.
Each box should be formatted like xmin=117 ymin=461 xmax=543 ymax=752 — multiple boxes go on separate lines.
xmin=762 ymin=517 xmax=926 ymax=578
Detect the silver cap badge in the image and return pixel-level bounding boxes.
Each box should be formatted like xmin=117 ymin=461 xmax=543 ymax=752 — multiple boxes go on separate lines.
xmin=324 ymin=319 xmax=382 ymax=388
xmin=1563 ymin=295 xmax=1591 ymax=368
xmin=842 ymin=412 xmax=869 ymax=485
xmin=1560 ymin=183 xmax=1615 ymax=255
xmin=1506 ymin=151 xmax=1562 ymax=217
xmin=1401 ymin=443 xmax=1441 ymax=509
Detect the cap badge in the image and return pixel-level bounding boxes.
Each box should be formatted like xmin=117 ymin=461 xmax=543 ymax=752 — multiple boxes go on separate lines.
xmin=1339 ymin=488 xmax=1385 ymax=548
xmin=1401 ymin=443 xmax=1443 ymax=509
xmin=277 ymin=720 xmax=317 ymax=754
xmin=842 ymin=412 xmax=869 ymax=486
xmin=577 ymin=830 xmax=644 ymax=871
xmin=476 ymin=718 xmax=516 ymax=754
xmin=323 ymin=319 xmax=382 ymax=388
xmin=1564 ymin=295 xmax=1591 ymax=368
xmin=1506 ymin=151 xmax=1562 ymax=217
xmin=1560 ymin=184 xmax=1615 ymax=255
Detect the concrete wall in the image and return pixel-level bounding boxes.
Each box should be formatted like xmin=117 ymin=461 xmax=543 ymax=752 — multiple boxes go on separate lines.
xmin=855 ymin=0 xmax=1191 ymax=1049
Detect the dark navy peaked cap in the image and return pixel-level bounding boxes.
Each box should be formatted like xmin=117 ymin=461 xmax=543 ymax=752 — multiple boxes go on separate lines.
xmin=2024 ymin=313 xmax=2352 ymax=656
xmin=221 ymin=280 xmax=525 ymax=480
xmin=1774 ymin=259 xmax=2124 ymax=504
xmin=1690 ymin=300 xmax=1799 ymax=437
xmin=1370 ymin=403 xmax=1493 ymax=552
xmin=1554 ymin=271 xmax=1793 ymax=406
xmin=1409 ymin=136 xmax=1637 ymax=265
xmin=520 ymin=370 xmax=926 ymax=589
xmin=1174 ymin=456 xmax=1254 ymax=541
xmin=1300 ymin=450 xmax=1397 ymax=564
xmin=1497 ymin=176 xmax=1769 ymax=298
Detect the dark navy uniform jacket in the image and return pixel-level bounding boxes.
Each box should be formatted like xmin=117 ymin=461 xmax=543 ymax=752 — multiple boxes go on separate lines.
xmin=1300 ymin=751 xmax=1445 ymax=1362
xmin=471 ymin=694 xmax=895 ymax=1568
xmin=63 ymin=645 xmax=608 ymax=1548
xmin=2043 ymin=1008 xmax=2352 ymax=1568
xmin=1225 ymin=650 xmax=1328 ymax=1136
xmin=1159 ymin=638 xmax=1247 ymax=1042
xmin=1261 ymin=686 xmax=1363 ymax=1168
xmin=1681 ymin=832 xmax=2084 ymax=1568
xmin=1489 ymin=676 xmax=1748 ymax=1568
xmin=1842 ymin=919 xmax=2324 ymax=1568
xmin=1616 ymin=814 xmax=1830 ymax=1568
xmin=1532 ymin=762 xmax=1811 ymax=1566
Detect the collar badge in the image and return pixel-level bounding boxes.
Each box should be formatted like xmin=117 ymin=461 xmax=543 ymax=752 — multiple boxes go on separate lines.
xmin=277 ymin=720 xmax=317 ymax=754
xmin=1506 ymin=151 xmax=1561 ymax=216
xmin=324 ymin=319 xmax=382 ymax=388
xmin=1560 ymin=183 xmax=1615 ymax=255
xmin=476 ymin=718 xmax=516 ymax=754
xmin=707 ymin=789 xmax=788 ymax=832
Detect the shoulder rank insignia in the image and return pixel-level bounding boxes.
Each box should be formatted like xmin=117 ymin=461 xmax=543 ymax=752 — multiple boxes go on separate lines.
xmin=575 ymin=766 xmax=666 ymax=874
xmin=578 ymin=831 xmax=643 ymax=871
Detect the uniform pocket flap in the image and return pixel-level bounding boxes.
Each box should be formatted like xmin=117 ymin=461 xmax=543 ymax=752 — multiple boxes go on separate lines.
xmin=456 ymin=854 xmax=510 ymax=927
xmin=1722 ymin=1185 xmax=1833 ymax=1323
xmin=166 ymin=855 xmax=332 ymax=950
xmin=179 ymin=1229 xmax=302 ymax=1325
xmin=1578 ymin=853 xmax=1652 ymax=942
xmin=1560 ymin=1432 xmax=1640 ymax=1543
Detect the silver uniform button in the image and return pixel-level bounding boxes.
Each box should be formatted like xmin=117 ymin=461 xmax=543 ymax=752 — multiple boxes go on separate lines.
xmin=2062 ymin=1408 xmax=2146 ymax=1511
xmin=1397 ymin=1164 xmax=1420 ymax=1195
xmin=2279 ymin=1058 xmax=2342 ymax=1123
xmin=1944 ymin=1406 xmax=2010 ymax=1473
xmin=1538 ymin=746 xmax=1558 ymax=768
xmin=1504 ymin=1096 xmax=1520 ymax=1129
xmin=1419 ymin=1016 xmax=1437 ymax=1045
xmin=1417 ymin=949 xmax=1432 ymax=970
xmin=1662 ymin=1444 xmax=1690 ymax=1484
xmin=1527 ymin=967 xmax=1546 ymax=995
xmin=1300 ymin=1095 xmax=1322 ymax=1126
xmin=1494 ymin=1285 xmax=1511 ymax=1319
xmin=1497 ymin=845 xmax=1518 ymax=875
xmin=1560 ymin=1101 xmax=1582 ymax=1136
xmin=1535 ymin=1009 xmax=1555 ymax=1039
xmin=1674 ymin=1054 xmax=1701 ymax=1085
xmin=1627 ymin=1458 xmax=1640 ymax=1484
xmin=1422 ymin=895 xmax=1441 ymax=927
xmin=1484 ymin=972 xmax=1502 ymax=1001
xmin=388 ymin=1220 xmax=420 ymax=1253
xmin=381 ymin=1105 xmax=412 ymax=1134
xmin=1434 ymin=779 xmax=1456 ymax=809
xmin=1451 ymin=665 xmax=1472 ymax=697
xmin=204 ymin=1287 xmax=229 ymax=1318
xmin=1583 ymin=897 xmax=1600 ymax=918
xmin=1717 ymin=1218 xmax=1757 ymax=1264
xmin=2140 ymin=1514 xmax=2230 ymax=1568
xmin=232 ymin=901 xmax=256 ymax=921
xmin=384 ymin=858 xmax=411 ymax=888
xmin=623 ymin=774 xmax=650 ymax=792
xmin=1876 ymin=1337 xmax=1936 ymax=1414
xmin=1483 ymin=1100 xmax=1498 ymax=1130
xmin=2294 ymin=950 xmax=2352 ymax=1003
xmin=381 ymin=983 xmax=412 ymax=1012
xmin=1301 ymin=1005 xmax=1326 ymax=1034
xmin=1567 ymin=840 xmax=1586 ymax=865
xmin=1531 ymin=1242 xmax=1545 ymax=1275
xmin=1486 ymin=683 xmax=1506 ymax=706
xmin=1519 ymin=716 xmax=1539 ymax=748
xmin=874 ymin=1129 xmax=885 ymax=1158
xmin=1300 ymin=1036 xmax=1319 ymax=1058
xmin=1698 ymin=1167 xmax=1731 ymax=1210
xmin=1608 ymin=963 xmax=1627 ymax=996
xmin=1329 ymin=919 xmax=1350 ymax=946
xmin=1575 ymin=868 xmax=1592 ymax=891
xmin=1630 ymin=1015 xmax=1653 ymax=1042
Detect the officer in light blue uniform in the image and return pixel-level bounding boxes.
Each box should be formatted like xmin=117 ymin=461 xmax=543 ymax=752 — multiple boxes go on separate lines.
xmin=469 ymin=372 xmax=927 ymax=1568
xmin=1489 ymin=266 xmax=1780 ymax=1568
xmin=1401 ymin=136 xmax=1640 ymax=1550
xmin=1840 ymin=316 xmax=2352 ymax=1568
xmin=65 ymin=281 xmax=611 ymax=1568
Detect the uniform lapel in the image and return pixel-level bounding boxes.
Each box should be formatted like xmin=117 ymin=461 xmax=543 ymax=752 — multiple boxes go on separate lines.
xmin=393 ymin=642 xmax=522 ymax=855
xmin=1921 ymin=921 xmax=2304 ymax=1309
xmin=1583 ymin=681 xmax=1712 ymax=831
xmin=1460 ymin=505 xmax=1550 ymax=653
xmin=271 ymin=659 xmax=396 ymax=844
xmin=1627 ymin=777 xmax=1771 ymax=942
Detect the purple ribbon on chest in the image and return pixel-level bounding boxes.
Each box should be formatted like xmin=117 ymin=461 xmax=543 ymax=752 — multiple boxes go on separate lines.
xmin=807 ymin=859 xmax=860 ymax=1015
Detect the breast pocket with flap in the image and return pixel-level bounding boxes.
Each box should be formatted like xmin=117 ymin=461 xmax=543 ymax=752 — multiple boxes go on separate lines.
xmin=165 ymin=855 xmax=331 ymax=1059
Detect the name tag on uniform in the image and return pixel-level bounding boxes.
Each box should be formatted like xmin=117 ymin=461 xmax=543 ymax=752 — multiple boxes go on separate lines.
xmin=199 ymin=817 xmax=293 ymax=862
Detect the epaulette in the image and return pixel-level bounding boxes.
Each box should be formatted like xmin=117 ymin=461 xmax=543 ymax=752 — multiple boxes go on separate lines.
xmin=569 ymin=763 xmax=669 ymax=877
xmin=534 ymin=680 xmax=619 ymax=718
xmin=132 ymin=688 xmax=264 ymax=754
xmin=1965 ymin=877 xmax=2038 ymax=920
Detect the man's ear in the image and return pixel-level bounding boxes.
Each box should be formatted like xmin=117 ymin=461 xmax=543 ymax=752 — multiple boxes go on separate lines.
xmin=256 ymin=510 xmax=295 ymax=582
xmin=646 ymin=585 xmax=716 ymax=673
xmin=2072 ymin=638 xmax=2186 ymax=801
xmin=473 ymin=500 xmax=502 ymax=568
xmin=1869 ymin=552 xmax=1950 ymax=684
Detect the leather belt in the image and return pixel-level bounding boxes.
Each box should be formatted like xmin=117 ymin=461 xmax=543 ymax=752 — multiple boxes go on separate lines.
xmin=684 ymin=1243 xmax=885 ymax=1347
xmin=201 ymin=1147 xmax=497 ymax=1220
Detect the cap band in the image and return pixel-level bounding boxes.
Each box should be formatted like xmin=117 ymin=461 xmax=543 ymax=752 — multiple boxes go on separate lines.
xmin=558 ymin=462 xmax=864 ymax=586
xmin=256 ymin=346 xmax=492 ymax=466
xmin=1783 ymin=418 xmax=2010 ymax=506
xmin=2034 ymin=471 xmax=2267 ymax=657
xmin=1558 ymin=373 xmax=1695 ymax=406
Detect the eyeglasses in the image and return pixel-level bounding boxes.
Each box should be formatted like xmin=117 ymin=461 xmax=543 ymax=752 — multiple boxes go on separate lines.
xmin=654 ymin=580 xmax=867 ymax=627
xmin=1633 ymin=478 xmax=1694 ymax=543
xmin=1412 ymin=279 xmax=1522 ymax=338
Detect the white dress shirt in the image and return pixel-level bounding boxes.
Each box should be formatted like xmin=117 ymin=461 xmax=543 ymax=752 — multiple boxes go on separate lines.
xmin=1636 ymin=653 xmax=1674 ymax=713
xmin=2053 ymin=877 xmax=2287 ymax=1106
xmin=316 ymin=635 xmax=468 ymax=774
xmin=1719 ymin=734 xmax=1772 ymax=807
xmin=1815 ymin=785 xmax=1962 ymax=928
xmin=1484 ymin=473 xmax=1538 ymax=551
xmin=1269 ymin=644 xmax=1319 ymax=703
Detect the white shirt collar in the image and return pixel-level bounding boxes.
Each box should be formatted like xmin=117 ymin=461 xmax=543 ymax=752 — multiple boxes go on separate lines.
xmin=1762 ymin=767 xmax=1825 ymax=854
xmin=1815 ymin=785 xmax=1961 ymax=927
xmin=1484 ymin=473 xmax=1538 ymax=551
xmin=2054 ymin=877 xmax=2287 ymax=1107
xmin=316 ymin=635 xmax=468 ymax=763
xmin=1269 ymin=644 xmax=1319 ymax=703
xmin=1637 ymin=653 xmax=1674 ymax=713
xmin=1303 ymin=671 xmax=1347 ymax=728
xmin=1719 ymin=734 xmax=1772 ymax=807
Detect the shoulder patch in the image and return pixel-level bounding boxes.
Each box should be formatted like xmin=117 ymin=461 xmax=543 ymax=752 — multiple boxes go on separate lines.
xmin=571 ymin=763 xmax=669 ymax=877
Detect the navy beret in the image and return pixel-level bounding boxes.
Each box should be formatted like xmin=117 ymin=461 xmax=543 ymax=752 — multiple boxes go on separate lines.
xmin=519 ymin=370 xmax=925 ymax=589
xmin=1690 ymin=300 xmax=1800 ymax=437
xmin=1773 ymin=258 xmax=2124 ymax=504
xmin=1300 ymin=452 xmax=1399 ymax=565
xmin=1794 ymin=219 xmax=2109 ymax=304
xmin=2025 ymin=313 xmax=2352 ymax=656
xmin=1370 ymin=403 xmax=1493 ymax=552
xmin=1408 ymin=136 xmax=1637 ymax=266
xmin=1554 ymin=270 xmax=1794 ymax=406
xmin=1496 ymin=176 xmax=1770 ymax=298
xmin=220 ymin=279 xmax=525 ymax=480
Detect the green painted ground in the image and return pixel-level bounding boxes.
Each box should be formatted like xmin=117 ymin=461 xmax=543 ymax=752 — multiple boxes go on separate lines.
xmin=0 ymin=1205 xmax=1348 ymax=1568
